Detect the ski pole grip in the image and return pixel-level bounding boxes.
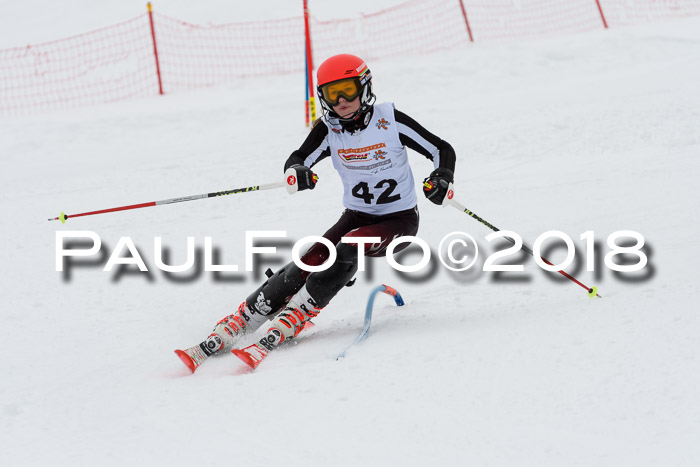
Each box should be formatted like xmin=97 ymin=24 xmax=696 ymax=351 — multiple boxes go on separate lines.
xmin=284 ymin=167 xmax=299 ymax=194
xmin=441 ymin=182 xmax=455 ymax=207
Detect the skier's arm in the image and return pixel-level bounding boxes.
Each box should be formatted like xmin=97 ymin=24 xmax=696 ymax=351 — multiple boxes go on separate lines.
xmin=394 ymin=109 xmax=456 ymax=174
xmin=284 ymin=122 xmax=331 ymax=171
xmin=395 ymin=109 xmax=456 ymax=205
xmin=283 ymin=121 xmax=331 ymax=192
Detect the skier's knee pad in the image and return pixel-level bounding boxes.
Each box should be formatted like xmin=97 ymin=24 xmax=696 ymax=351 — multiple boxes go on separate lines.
xmin=306 ymin=243 xmax=359 ymax=308
xmin=245 ymin=261 xmax=305 ymax=317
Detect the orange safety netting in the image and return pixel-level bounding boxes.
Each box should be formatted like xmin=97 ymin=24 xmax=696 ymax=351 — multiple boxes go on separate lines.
xmin=1 ymin=0 xmax=698 ymax=117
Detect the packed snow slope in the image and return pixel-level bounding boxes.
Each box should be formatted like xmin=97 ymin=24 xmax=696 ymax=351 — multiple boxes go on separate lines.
xmin=2 ymin=9 xmax=700 ymax=467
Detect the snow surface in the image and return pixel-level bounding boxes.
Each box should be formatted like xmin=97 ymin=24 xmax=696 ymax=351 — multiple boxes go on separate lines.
xmin=2 ymin=3 xmax=700 ymax=467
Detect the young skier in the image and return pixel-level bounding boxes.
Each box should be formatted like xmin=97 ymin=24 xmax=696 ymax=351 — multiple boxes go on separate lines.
xmin=176 ymin=54 xmax=457 ymax=371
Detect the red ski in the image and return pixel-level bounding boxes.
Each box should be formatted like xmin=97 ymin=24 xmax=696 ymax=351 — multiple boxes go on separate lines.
xmin=232 ymin=344 xmax=269 ymax=369
xmin=174 ymin=335 xmax=224 ymax=373
xmin=174 ymin=349 xmax=200 ymax=373
xmin=231 ymin=321 xmax=315 ymax=370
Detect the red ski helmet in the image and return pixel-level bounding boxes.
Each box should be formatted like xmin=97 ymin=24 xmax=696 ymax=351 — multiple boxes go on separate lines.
xmin=316 ymin=54 xmax=375 ymax=120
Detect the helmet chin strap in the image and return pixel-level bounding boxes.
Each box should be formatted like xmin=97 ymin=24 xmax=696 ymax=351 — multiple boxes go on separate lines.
xmin=333 ymin=107 xmax=363 ymax=122
xmin=326 ymin=104 xmax=373 ymax=130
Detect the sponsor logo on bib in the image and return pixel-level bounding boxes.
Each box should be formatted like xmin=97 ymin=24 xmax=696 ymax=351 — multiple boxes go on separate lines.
xmin=337 ymin=143 xmax=387 ymax=163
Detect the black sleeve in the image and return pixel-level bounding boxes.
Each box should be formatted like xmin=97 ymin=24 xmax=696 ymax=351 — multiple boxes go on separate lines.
xmin=394 ymin=109 xmax=456 ymax=173
xmin=284 ymin=122 xmax=331 ymax=171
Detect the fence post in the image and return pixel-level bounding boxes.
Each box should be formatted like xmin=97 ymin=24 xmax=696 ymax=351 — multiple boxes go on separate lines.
xmin=147 ymin=2 xmax=164 ymax=95
xmin=304 ymin=0 xmax=316 ymax=124
xmin=458 ymin=0 xmax=474 ymax=42
xmin=305 ymin=49 xmax=310 ymax=127
xmin=595 ymin=0 xmax=609 ymax=29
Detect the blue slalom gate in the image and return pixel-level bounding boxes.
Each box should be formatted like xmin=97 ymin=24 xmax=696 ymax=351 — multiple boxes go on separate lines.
xmin=336 ymin=284 xmax=405 ymax=360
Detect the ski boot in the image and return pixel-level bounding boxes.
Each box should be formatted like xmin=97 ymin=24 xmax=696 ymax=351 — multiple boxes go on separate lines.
xmin=175 ymin=301 xmax=263 ymax=373
xmin=233 ymin=288 xmax=321 ymax=369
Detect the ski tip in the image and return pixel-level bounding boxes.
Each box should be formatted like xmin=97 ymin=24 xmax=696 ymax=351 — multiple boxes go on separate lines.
xmin=174 ymin=349 xmax=197 ymax=373
xmin=232 ymin=348 xmax=263 ymax=370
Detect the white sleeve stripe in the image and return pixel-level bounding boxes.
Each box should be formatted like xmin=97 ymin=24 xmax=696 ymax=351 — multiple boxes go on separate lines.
xmin=303 ymin=141 xmax=329 ymax=167
xmin=397 ymin=121 xmax=440 ymax=163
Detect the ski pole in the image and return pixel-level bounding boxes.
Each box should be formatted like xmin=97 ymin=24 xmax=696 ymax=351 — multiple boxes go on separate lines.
xmin=444 ymin=194 xmax=601 ymax=298
xmin=48 ymin=181 xmax=285 ymax=224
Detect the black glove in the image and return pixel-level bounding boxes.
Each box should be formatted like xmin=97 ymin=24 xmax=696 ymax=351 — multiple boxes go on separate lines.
xmin=423 ymin=168 xmax=454 ymax=205
xmin=285 ymin=164 xmax=318 ymax=193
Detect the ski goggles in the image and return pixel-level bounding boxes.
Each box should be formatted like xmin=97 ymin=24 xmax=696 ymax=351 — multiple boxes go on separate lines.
xmin=319 ymin=78 xmax=361 ymax=106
